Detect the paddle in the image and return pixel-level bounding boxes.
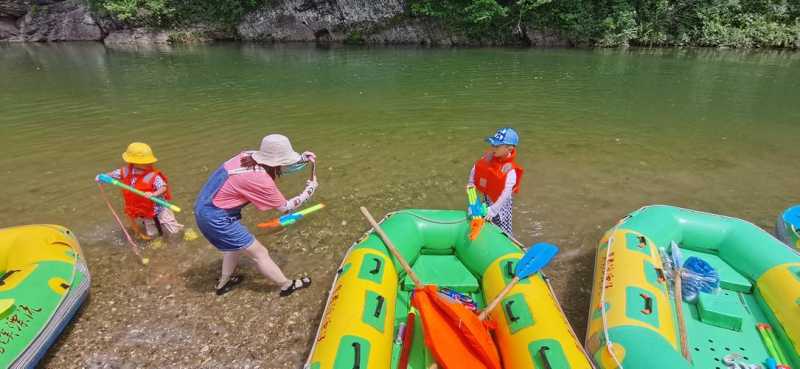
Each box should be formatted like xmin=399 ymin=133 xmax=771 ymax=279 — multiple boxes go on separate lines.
xmin=671 ymin=241 xmax=691 ymax=362
xmin=478 ymin=242 xmax=559 ymax=320
xmin=257 ymin=203 xmax=325 ymax=229
xmin=428 ymin=243 xmax=559 ymax=369
xmin=360 ymin=207 xmax=422 ymax=288
xmin=96 ymin=173 xmax=181 ymax=213
xmin=360 ymin=207 xmax=502 ymax=369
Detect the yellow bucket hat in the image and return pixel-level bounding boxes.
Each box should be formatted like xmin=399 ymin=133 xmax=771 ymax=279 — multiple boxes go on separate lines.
xmin=122 ymin=142 xmax=158 ymax=164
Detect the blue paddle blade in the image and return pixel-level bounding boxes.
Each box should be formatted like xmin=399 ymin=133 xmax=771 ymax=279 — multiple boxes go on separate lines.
xmin=515 ymin=242 xmax=559 ymax=279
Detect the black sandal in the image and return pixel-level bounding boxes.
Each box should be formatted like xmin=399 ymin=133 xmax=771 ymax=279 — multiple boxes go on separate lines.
xmin=215 ymin=275 xmax=244 ymax=296
xmin=280 ymin=277 xmax=312 ymax=297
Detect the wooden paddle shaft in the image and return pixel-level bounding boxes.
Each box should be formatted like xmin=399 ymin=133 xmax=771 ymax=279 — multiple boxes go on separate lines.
xmin=360 ymin=207 xmax=424 ymax=289
xmin=479 ymin=276 xmax=519 ymax=321
xmin=674 ymin=268 xmax=691 ymax=361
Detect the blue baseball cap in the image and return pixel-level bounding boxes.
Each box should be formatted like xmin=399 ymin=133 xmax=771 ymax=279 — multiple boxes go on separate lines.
xmin=486 ymin=127 xmax=519 ymax=146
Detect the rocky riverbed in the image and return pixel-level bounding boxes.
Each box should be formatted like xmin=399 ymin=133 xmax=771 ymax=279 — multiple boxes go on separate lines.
xmin=40 ymin=184 xmax=596 ymax=369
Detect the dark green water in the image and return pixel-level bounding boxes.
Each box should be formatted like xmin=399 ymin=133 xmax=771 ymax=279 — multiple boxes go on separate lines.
xmin=1 ymin=42 xmax=799 ymax=368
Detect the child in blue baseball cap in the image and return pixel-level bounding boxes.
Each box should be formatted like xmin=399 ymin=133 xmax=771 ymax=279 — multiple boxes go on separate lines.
xmin=468 ymin=127 xmax=524 ymax=236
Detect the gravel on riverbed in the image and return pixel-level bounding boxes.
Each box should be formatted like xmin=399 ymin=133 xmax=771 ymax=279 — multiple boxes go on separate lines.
xmin=40 ymin=181 xmax=596 ymax=369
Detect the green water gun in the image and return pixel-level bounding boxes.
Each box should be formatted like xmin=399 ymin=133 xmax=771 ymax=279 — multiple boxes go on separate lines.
xmin=758 ymin=323 xmax=790 ymax=368
xmin=96 ymin=173 xmax=181 ymax=213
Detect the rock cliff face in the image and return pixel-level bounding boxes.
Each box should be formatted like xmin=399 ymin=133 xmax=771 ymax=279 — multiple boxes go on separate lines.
xmin=238 ymin=0 xmax=408 ymax=42
xmin=237 ymin=0 xmax=567 ymax=46
xmin=0 ymin=0 xmax=102 ymax=41
xmin=0 ymin=0 xmax=570 ymax=46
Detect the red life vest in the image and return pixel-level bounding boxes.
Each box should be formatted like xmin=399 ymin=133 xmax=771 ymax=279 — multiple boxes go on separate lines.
xmin=473 ymin=149 xmax=524 ymax=203
xmin=120 ymin=165 xmax=172 ymax=219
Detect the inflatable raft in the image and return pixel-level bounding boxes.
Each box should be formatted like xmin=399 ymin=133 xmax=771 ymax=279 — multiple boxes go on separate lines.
xmin=304 ymin=209 xmax=592 ymax=369
xmin=586 ymin=205 xmax=800 ymax=369
xmin=0 ymin=225 xmax=90 ymax=369
xmin=776 ymin=205 xmax=800 ymax=250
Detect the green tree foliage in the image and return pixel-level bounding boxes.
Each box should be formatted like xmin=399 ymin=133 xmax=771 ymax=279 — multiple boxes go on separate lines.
xmin=409 ymin=0 xmax=800 ymax=47
xmin=90 ymin=0 xmax=263 ymax=28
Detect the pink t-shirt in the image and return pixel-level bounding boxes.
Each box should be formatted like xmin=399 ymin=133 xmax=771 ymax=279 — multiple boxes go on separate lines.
xmin=211 ymin=153 xmax=287 ymax=211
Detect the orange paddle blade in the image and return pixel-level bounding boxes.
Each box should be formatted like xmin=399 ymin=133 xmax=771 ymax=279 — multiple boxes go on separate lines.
xmin=412 ymin=286 xmax=501 ymax=369
xmin=469 ymin=218 xmax=485 ymax=240
xmin=256 ymin=219 xmax=281 ymax=229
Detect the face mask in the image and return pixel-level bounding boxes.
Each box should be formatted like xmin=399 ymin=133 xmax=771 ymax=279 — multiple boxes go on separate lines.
xmin=282 ymin=161 xmax=308 ymax=175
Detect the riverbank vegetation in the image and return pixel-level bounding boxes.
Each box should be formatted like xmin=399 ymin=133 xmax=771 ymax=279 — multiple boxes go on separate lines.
xmin=88 ymin=0 xmax=799 ymax=48
xmin=88 ymin=0 xmax=264 ymax=29
xmin=410 ymin=0 xmax=800 ymax=47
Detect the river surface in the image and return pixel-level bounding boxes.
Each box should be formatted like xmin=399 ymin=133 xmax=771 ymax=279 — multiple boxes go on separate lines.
xmin=1 ymin=42 xmax=799 ymax=368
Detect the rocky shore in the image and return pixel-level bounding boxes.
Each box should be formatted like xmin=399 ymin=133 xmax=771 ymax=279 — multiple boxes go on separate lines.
xmin=0 ymin=0 xmax=569 ymax=46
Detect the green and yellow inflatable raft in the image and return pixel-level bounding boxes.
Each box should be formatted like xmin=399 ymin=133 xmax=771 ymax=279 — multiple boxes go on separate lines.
xmin=304 ymin=209 xmax=592 ymax=369
xmin=586 ymin=205 xmax=800 ymax=369
xmin=0 ymin=225 xmax=90 ymax=369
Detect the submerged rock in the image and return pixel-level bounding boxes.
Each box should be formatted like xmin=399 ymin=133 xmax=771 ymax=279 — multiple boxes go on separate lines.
xmin=104 ymin=28 xmax=171 ymax=45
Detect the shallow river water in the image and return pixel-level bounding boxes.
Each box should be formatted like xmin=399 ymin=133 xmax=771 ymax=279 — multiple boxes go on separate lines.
xmin=1 ymin=42 xmax=799 ymax=368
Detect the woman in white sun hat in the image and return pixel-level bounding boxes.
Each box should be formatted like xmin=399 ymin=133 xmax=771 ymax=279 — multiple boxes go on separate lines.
xmin=194 ymin=134 xmax=317 ymax=296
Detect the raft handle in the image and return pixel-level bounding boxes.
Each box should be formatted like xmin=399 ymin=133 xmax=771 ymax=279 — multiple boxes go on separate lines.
xmin=506 ymin=261 xmax=514 ymax=278
xmin=351 ymin=342 xmax=361 ymax=369
xmin=640 ymin=293 xmax=653 ymax=315
xmin=369 ymin=258 xmax=382 ymax=275
xmin=538 ymin=346 xmax=554 ymax=369
xmin=374 ymin=295 xmax=385 ymax=318
xmin=0 ymin=270 xmax=19 ymax=286
xmin=505 ymin=300 xmax=520 ymax=323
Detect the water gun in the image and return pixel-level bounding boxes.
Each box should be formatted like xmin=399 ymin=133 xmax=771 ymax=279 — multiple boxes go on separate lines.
xmin=96 ymin=173 xmax=181 ymax=213
xmin=467 ymin=185 xmax=487 ymax=240
xmin=439 ymin=288 xmax=477 ymax=311
xmin=257 ymin=203 xmax=325 ymax=228
xmin=758 ymin=323 xmax=792 ymax=369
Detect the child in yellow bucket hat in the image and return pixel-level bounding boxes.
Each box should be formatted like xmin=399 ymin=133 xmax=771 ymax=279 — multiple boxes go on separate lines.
xmin=98 ymin=142 xmax=184 ymax=240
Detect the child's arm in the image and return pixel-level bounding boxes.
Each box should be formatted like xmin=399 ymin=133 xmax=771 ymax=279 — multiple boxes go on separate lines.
xmin=467 ymin=165 xmax=476 ymax=185
xmin=95 ymin=168 xmax=123 ymax=183
xmin=146 ymin=175 xmax=168 ymax=198
xmin=278 ymin=179 xmax=318 ymax=213
xmin=486 ymin=171 xmax=516 ymax=218
xmin=108 ymin=169 xmax=123 ymax=179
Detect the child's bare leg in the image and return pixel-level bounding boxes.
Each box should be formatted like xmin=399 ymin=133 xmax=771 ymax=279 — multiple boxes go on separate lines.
xmin=157 ymin=208 xmax=184 ymax=235
xmin=242 ymin=239 xmax=292 ymax=289
xmin=142 ymin=218 xmax=159 ymax=237
xmin=217 ymin=251 xmax=241 ymax=289
xmin=129 ymin=217 xmax=152 ymax=240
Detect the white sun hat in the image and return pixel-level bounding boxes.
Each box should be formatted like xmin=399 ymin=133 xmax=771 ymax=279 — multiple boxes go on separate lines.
xmin=251 ymin=134 xmax=302 ymax=167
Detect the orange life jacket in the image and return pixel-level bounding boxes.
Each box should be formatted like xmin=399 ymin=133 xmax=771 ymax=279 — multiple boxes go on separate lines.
xmin=120 ymin=165 xmax=172 ymax=219
xmin=473 ymin=149 xmax=523 ymax=203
